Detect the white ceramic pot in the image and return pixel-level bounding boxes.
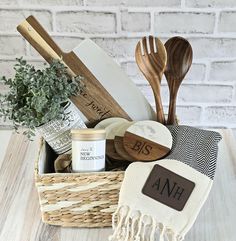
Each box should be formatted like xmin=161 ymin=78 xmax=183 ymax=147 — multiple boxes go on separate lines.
xmin=36 ymin=100 xmax=86 ymax=154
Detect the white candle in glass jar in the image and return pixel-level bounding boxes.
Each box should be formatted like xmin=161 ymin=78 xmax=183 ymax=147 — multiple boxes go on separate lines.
xmin=71 ymin=129 xmax=106 ymax=172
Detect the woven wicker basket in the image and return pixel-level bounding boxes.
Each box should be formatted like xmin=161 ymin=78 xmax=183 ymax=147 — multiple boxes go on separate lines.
xmin=35 ymin=139 xmax=124 ymax=227
xmin=35 ymin=117 xmax=178 ymax=227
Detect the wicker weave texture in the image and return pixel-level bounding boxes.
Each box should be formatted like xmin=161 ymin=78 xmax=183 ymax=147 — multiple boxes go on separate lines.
xmin=35 ymin=140 xmax=124 ymax=228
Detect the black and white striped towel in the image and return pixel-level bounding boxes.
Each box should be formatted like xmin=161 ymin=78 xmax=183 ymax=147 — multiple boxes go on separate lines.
xmin=110 ymin=126 xmax=222 ymax=241
xmin=166 ymin=125 xmax=221 ymax=179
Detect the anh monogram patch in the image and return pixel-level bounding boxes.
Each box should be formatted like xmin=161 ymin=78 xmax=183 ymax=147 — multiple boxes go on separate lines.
xmin=142 ymin=164 xmax=195 ymax=211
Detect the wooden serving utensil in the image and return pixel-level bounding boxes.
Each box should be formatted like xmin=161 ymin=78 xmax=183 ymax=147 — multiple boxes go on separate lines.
xmin=164 ymin=36 xmax=193 ymax=125
xmin=135 ymin=36 xmax=167 ymax=124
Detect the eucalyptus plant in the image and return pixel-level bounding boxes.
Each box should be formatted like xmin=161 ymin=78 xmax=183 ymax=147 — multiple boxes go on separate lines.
xmin=0 ymin=58 xmax=83 ymax=138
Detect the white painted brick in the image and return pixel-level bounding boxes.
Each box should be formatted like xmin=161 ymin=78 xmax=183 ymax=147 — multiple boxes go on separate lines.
xmin=163 ymin=105 xmax=202 ymax=124
xmin=0 ymin=0 xmax=18 ymax=5
xmin=161 ymin=84 xmax=232 ymax=104
xmin=131 ymin=84 xmax=232 ymax=107
xmin=121 ymin=11 xmax=150 ymax=32
xmin=184 ymin=63 xmax=206 ymax=82
xmin=86 ymin=0 xmax=181 ymax=7
xmin=0 ymin=61 xmax=16 ymax=77
xmin=139 ymin=84 xmax=169 ymax=106
xmin=175 ymin=106 xmax=202 ymax=124
xmin=186 ymin=0 xmax=236 ymax=8
xmin=120 ymin=61 xmax=143 ymax=84
xmin=0 ymin=36 xmax=25 ymax=56
xmin=178 ymin=84 xmax=233 ymax=103
xmin=189 ymin=38 xmax=236 ymax=59
xmin=0 ymin=60 xmax=46 ymax=77
xmin=86 ymin=0 xmax=123 ymax=6
xmin=121 ymin=62 xmax=206 ymax=84
xmin=125 ymin=0 xmax=181 ymax=6
xmin=56 ymin=11 xmax=116 ymax=33
xmin=204 ymin=106 xmax=236 ymax=124
xmin=218 ymin=11 xmax=236 ymax=33
xmin=154 ymin=12 xmax=215 ymax=34
xmin=139 ymin=84 xmax=202 ymax=123
xmin=210 ymin=61 xmax=236 ymax=81
xmin=93 ymin=38 xmax=139 ymax=58
xmin=0 ymin=10 xmax=52 ymax=32
xmin=21 ymin=0 xmax=83 ymax=5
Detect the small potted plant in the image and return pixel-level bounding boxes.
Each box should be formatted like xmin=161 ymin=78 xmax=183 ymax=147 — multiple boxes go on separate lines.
xmin=0 ymin=58 xmax=86 ymax=154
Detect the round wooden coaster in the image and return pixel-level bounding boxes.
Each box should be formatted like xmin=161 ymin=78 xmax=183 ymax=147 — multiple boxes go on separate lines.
xmin=123 ymin=120 xmax=172 ymax=161
xmin=114 ymin=136 xmax=135 ymax=162
xmin=106 ymin=139 xmax=124 ymax=160
xmin=105 ymin=121 xmax=130 ymax=160
xmin=105 ymin=121 xmax=135 ymax=161
xmin=94 ymin=117 xmax=128 ymax=129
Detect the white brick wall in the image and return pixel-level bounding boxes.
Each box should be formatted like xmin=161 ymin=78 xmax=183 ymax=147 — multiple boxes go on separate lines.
xmin=56 ymin=11 xmax=116 ymax=33
xmin=154 ymin=12 xmax=216 ymax=34
xmin=0 ymin=0 xmax=236 ymax=138
xmin=121 ymin=11 xmax=150 ymax=32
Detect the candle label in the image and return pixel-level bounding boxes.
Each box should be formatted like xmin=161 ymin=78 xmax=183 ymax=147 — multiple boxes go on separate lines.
xmin=72 ymin=140 xmax=105 ymax=172
xmin=142 ymin=164 xmax=195 ymax=211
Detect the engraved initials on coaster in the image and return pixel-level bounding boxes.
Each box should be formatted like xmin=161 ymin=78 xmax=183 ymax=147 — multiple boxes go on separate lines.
xmin=142 ymin=164 xmax=195 ymax=211
xmin=123 ymin=121 xmax=173 ymax=161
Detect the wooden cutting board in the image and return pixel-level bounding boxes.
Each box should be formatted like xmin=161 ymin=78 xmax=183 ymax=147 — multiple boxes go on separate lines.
xmin=17 ymin=16 xmax=155 ymax=125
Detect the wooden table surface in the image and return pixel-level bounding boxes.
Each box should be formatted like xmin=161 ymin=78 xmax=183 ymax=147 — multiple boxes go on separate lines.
xmin=0 ymin=129 xmax=236 ymax=241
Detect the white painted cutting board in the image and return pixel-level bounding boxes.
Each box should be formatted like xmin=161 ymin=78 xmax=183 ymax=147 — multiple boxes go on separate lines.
xmin=74 ymin=39 xmax=156 ymax=122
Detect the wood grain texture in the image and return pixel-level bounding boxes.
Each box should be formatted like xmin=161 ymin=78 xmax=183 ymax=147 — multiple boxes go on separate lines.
xmin=0 ymin=129 xmax=236 ymax=241
xmin=164 ymin=37 xmax=193 ymax=125
xmin=0 ymin=130 xmax=12 ymax=168
xmin=135 ymin=36 xmax=166 ymax=124
xmin=114 ymin=136 xmax=134 ymax=162
xmin=123 ymin=131 xmax=170 ymax=161
xmin=17 ymin=15 xmax=131 ymax=124
xmin=106 ymin=139 xmax=123 ymax=160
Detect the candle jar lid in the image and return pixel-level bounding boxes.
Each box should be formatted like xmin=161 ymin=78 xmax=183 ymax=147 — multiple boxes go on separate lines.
xmin=71 ymin=129 xmax=106 ymax=141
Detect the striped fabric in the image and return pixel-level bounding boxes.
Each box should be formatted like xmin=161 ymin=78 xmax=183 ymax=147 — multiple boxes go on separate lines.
xmin=167 ymin=125 xmax=222 ymax=179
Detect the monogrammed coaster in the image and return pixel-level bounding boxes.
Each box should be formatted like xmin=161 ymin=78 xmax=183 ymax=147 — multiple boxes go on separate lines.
xmin=142 ymin=164 xmax=195 ymax=211
xmin=123 ymin=121 xmax=173 ymax=161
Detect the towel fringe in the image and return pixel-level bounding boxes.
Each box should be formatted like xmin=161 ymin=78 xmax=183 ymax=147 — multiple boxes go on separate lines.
xmin=109 ymin=205 xmax=184 ymax=241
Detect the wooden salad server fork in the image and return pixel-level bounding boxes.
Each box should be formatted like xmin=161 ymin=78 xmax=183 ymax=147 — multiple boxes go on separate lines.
xmin=135 ymin=36 xmax=167 ymax=124
xmin=164 ymin=36 xmax=193 ymax=125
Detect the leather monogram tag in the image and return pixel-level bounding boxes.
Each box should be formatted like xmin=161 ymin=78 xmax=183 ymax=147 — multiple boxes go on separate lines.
xmin=142 ymin=164 xmax=195 ymax=211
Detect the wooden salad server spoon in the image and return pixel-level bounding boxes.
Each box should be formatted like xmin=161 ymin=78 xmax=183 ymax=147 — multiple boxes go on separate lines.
xmin=164 ymin=36 xmax=193 ymax=125
xmin=135 ymin=36 xmax=167 ymax=124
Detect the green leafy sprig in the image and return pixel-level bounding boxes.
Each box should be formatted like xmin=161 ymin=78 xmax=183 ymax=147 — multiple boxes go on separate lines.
xmin=0 ymin=58 xmax=83 ymax=138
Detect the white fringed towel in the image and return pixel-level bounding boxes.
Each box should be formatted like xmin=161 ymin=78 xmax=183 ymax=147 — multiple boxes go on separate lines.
xmin=109 ymin=126 xmax=222 ymax=241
